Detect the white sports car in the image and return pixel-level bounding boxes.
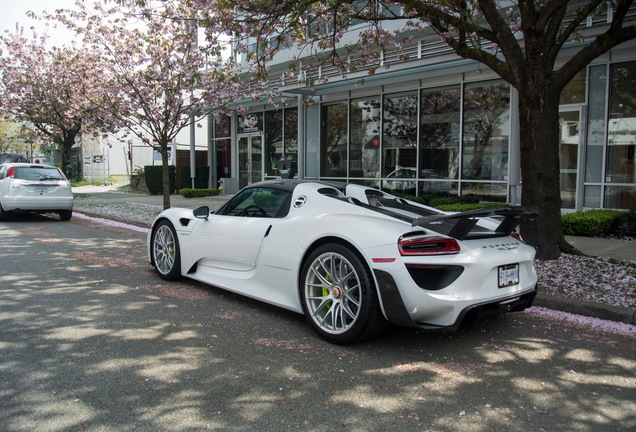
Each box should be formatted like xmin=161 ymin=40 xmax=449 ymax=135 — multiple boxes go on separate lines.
xmin=148 ymin=180 xmax=538 ymax=344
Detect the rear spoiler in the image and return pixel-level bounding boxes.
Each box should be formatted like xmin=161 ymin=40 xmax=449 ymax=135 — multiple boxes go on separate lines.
xmin=412 ymin=206 xmax=538 ymax=241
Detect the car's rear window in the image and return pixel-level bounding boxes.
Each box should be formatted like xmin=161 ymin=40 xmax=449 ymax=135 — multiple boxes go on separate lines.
xmin=15 ymin=167 xmax=65 ymax=181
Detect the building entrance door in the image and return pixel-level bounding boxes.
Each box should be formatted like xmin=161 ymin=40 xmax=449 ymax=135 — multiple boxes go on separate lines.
xmin=238 ymin=135 xmax=262 ymax=189
xmin=559 ymin=109 xmax=584 ymax=210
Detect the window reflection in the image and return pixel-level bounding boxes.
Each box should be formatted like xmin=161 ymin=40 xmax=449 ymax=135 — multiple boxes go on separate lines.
xmin=264 ymin=108 xmax=298 ymax=177
xmin=462 ymin=81 xmax=510 ymax=181
xmin=382 ymin=92 xmax=418 ymax=177
xmin=321 ymin=103 xmax=348 ymax=177
xmin=419 ymin=86 xmax=461 ymax=181
xmin=606 ymin=61 xmax=636 ymax=185
xmin=350 ymin=97 xmax=381 ymax=179
xmin=265 ymin=110 xmax=282 ymax=176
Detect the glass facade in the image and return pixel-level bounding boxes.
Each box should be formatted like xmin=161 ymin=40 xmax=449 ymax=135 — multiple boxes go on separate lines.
xmin=583 ymin=61 xmax=636 ymax=209
xmin=226 ymin=62 xmax=634 ymax=210
xmin=315 ymin=80 xmax=513 ymax=202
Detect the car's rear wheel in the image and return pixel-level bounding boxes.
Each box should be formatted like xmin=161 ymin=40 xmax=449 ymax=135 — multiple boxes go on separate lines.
xmin=59 ymin=210 xmax=72 ymax=221
xmin=151 ymin=220 xmax=181 ymax=280
xmin=0 ymin=202 xmax=11 ymax=222
xmin=300 ymin=243 xmax=384 ymax=344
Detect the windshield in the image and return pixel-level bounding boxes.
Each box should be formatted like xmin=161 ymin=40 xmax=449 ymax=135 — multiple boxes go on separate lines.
xmin=15 ymin=167 xmax=66 ymax=181
xmin=218 ymin=187 xmax=291 ymax=218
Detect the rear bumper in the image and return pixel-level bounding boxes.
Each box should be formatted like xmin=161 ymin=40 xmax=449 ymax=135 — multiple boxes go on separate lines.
xmin=1 ymin=196 xmax=74 ymax=211
xmin=374 ymin=269 xmax=537 ymax=332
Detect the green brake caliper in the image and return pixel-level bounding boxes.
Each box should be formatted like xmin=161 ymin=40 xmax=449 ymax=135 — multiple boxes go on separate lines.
xmin=323 ymin=274 xmax=332 ymax=308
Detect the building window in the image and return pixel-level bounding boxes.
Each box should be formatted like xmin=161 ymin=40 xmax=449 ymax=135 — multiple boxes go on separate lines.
xmin=560 ymin=69 xmax=587 ymax=105
xmin=264 ymin=108 xmax=298 ymax=177
xmin=419 ymin=85 xmax=461 ymax=195
xmin=212 ymin=116 xmax=232 ymax=180
xmin=350 ymin=97 xmax=381 ymax=179
xmin=264 ymin=110 xmax=283 ymax=176
xmin=419 ymin=86 xmax=461 ymax=179
xmin=585 ymin=65 xmax=607 ymax=187
xmin=284 ymin=108 xmax=298 ymax=161
xmin=321 ymin=102 xmax=349 ymax=177
xmin=605 ymin=61 xmax=636 ymax=208
xmin=461 ymin=80 xmax=510 ymax=182
xmin=382 ymin=91 xmax=418 ymax=177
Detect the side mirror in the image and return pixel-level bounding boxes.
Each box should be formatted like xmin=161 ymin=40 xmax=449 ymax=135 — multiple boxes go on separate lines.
xmin=193 ymin=206 xmax=210 ymax=220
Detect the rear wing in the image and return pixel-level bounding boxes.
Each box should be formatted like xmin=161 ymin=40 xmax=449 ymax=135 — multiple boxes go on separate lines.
xmin=412 ymin=206 xmax=538 ymax=241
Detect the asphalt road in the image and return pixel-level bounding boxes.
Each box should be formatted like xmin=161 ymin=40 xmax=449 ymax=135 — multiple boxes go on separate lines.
xmin=1 ymin=214 xmax=635 ymax=432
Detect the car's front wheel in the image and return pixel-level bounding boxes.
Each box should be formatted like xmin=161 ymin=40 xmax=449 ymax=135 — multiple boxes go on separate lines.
xmin=300 ymin=243 xmax=384 ymax=344
xmin=59 ymin=210 xmax=72 ymax=221
xmin=151 ymin=220 xmax=181 ymax=280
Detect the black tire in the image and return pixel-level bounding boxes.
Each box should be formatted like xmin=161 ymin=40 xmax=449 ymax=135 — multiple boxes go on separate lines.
xmin=0 ymin=202 xmax=11 ymax=222
xmin=151 ymin=220 xmax=182 ymax=280
xmin=300 ymin=243 xmax=385 ymax=344
xmin=59 ymin=210 xmax=73 ymax=221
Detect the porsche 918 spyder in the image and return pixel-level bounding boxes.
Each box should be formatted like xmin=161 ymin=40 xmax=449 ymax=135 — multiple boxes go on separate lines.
xmin=148 ymin=180 xmax=538 ymax=344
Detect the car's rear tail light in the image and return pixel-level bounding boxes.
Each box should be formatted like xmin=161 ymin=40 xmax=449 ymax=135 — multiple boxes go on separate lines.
xmin=398 ymin=236 xmax=460 ymax=256
xmin=7 ymin=166 xmax=15 ymax=178
xmin=57 ymin=168 xmax=67 ymax=180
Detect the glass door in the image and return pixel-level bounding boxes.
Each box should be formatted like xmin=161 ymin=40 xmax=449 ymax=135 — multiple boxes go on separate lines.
xmin=238 ymin=135 xmax=263 ymax=189
xmin=558 ymin=109 xmax=582 ymax=209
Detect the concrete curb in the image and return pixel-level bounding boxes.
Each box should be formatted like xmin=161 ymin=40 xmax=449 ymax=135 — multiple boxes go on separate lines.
xmin=535 ymin=293 xmax=636 ymax=325
xmin=74 ymin=210 xmax=153 ymax=229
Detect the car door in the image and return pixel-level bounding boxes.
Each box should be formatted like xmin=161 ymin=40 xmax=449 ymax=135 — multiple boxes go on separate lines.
xmin=189 ymin=215 xmax=272 ymax=271
xmin=188 ymin=187 xmax=290 ymax=271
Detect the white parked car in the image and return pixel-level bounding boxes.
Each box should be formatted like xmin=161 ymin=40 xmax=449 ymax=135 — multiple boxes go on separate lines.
xmin=148 ymin=180 xmax=538 ymax=344
xmin=0 ymin=163 xmax=74 ymax=221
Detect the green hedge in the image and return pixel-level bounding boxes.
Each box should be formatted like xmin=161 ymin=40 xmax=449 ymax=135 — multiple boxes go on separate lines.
xmin=435 ymin=202 xmax=506 ymax=212
xmin=395 ymin=193 xmax=481 ymax=207
xmin=562 ymin=209 xmax=634 ymax=237
xmin=179 ymin=188 xmax=220 ymax=198
xmin=616 ymin=208 xmax=636 ymax=235
xmin=180 ymin=166 xmax=210 ymax=190
xmin=144 ymin=165 xmax=176 ymax=195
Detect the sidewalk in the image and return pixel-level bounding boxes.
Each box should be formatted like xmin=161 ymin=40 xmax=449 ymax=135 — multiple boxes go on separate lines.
xmin=72 ymin=185 xmax=636 ymax=325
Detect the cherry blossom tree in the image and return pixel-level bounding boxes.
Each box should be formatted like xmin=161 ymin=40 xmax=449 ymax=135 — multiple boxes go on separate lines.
xmin=0 ymin=28 xmax=116 ymax=173
xmin=0 ymin=117 xmax=21 ymax=153
xmin=205 ymin=0 xmax=636 ymax=260
xmin=48 ymin=0 xmax=267 ymax=209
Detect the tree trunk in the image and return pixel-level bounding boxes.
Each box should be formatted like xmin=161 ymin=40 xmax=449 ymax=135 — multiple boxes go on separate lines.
xmin=517 ymin=91 xmax=575 ymax=260
xmin=161 ymin=144 xmax=171 ymax=210
xmin=62 ymin=137 xmax=74 ymax=181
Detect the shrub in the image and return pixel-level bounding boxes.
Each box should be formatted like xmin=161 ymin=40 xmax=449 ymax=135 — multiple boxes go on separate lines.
xmin=144 ymin=165 xmax=176 ymax=195
xmin=435 ymin=202 xmax=505 ymax=212
xmin=561 ymin=209 xmax=623 ymax=237
xmin=180 ymin=166 xmax=210 ymax=190
xmin=428 ymin=195 xmax=480 ymax=207
xmin=179 ymin=188 xmax=220 ymax=198
xmin=395 ymin=193 xmax=480 ymax=207
xmin=613 ymin=208 xmax=636 ymax=236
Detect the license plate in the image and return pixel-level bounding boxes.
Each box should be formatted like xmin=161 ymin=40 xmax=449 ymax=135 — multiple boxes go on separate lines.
xmin=34 ymin=186 xmax=48 ymax=193
xmin=498 ymin=264 xmax=519 ymax=288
